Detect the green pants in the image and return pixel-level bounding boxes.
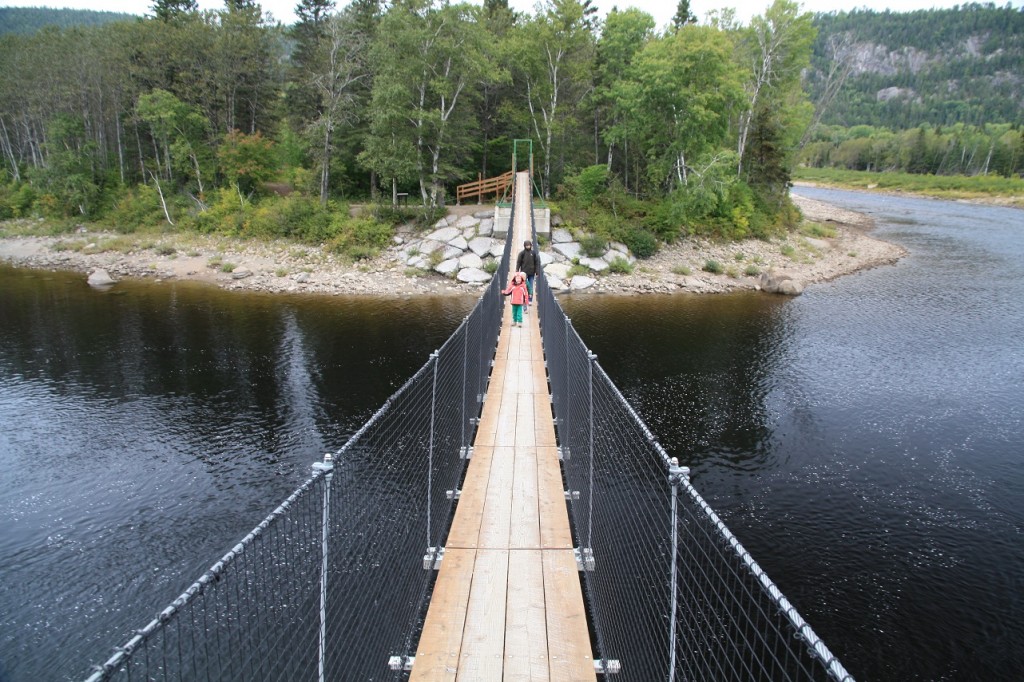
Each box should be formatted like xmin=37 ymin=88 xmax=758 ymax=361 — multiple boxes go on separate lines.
xmin=511 ymin=304 xmax=523 ymax=324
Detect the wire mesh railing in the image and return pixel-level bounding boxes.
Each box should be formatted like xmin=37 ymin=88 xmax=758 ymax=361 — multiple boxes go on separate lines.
xmin=531 ymin=203 xmax=853 ymax=681
xmin=84 ymin=190 xmax=515 ymax=682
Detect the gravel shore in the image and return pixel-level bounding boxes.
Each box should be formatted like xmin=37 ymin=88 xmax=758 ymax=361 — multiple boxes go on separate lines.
xmin=0 ymin=192 xmax=905 ymax=297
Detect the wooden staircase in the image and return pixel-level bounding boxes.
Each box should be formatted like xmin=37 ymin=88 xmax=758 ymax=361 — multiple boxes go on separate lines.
xmin=456 ymin=170 xmax=514 ymax=205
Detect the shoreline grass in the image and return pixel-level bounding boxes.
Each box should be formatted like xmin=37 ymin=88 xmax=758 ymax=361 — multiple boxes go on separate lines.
xmin=794 ymin=167 xmax=1024 ymax=204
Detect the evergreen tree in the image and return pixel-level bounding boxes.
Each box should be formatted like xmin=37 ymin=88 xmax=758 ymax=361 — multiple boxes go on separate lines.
xmin=152 ymin=0 xmax=197 ymax=22
xmin=672 ymin=0 xmax=695 ymax=29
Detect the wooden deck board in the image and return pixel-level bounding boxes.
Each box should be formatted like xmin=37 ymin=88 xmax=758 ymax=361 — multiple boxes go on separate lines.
xmin=505 ymin=549 xmax=550 ymax=680
xmin=457 ymin=549 xmax=509 ymax=680
xmin=544 ymin=550 xmax=595 ymax=681
xmin=411 ymin=548 xmax=475 ymax=681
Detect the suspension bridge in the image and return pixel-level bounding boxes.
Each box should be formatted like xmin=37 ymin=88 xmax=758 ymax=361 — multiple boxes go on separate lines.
xmin=86 ymin=154 xmax=854 ymax=681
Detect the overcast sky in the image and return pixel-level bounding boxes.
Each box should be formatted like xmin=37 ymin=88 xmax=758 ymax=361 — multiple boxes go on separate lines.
xmin=1 ymin=0 xmax=1021 ymax=29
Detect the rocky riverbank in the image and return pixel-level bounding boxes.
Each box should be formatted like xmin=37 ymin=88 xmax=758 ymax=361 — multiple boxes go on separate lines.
xmin=0 ymin=193 xmax=905 ymax=297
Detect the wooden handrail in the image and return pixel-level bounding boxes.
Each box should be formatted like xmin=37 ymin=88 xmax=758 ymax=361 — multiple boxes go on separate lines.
xmin=456 ymin=170 xmax=514 ymax=204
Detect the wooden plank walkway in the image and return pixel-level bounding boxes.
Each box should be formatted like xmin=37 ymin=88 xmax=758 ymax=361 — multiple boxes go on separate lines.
xmin=411 ymin=172 xmax=595 ymax=681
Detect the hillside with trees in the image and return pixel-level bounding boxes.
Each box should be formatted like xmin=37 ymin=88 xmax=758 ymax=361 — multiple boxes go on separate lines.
xmin=807 ymin=3 xmax=1024 ymax=129
xmin=0 ymin=7 xmax=135 ymax=35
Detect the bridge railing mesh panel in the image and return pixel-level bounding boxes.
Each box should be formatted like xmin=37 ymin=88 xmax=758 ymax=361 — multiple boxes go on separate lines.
xmin=532 ymin=215 xmax=852 ymax=681
xmin=85 ymin=188 xmax=515 ymax=682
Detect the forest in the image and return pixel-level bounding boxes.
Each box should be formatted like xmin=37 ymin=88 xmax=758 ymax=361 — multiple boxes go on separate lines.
xmin=0 ymin=0 xmax=1020 ymax=257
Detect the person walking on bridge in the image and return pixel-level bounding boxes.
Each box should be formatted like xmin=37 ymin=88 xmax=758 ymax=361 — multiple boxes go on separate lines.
xmin=502 ymin=271 xmax=529 ymax=328
xmin=515 ymin=240 xmax=537 ymax=312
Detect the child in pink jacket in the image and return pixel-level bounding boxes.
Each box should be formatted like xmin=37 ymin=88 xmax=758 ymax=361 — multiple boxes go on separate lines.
xmin=502 ymin=271 xmax=530 ymax=328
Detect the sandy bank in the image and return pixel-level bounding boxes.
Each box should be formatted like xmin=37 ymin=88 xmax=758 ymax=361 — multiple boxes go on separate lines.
xmin=0 ymin=193 xmax=905 ymax=297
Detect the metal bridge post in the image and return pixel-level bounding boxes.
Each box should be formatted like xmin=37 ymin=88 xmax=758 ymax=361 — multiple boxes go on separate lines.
xmin=461 ymin=316 xmax=468 ymax=452
xmin=312 ymin=453 xmax=336 ymax=682
xmin=427 ymin=351 xmax=439 ymax=551
xmin=667 ymin=457 xmax=690 ymax=682
xmin=587 ymin=351 xmax=597 ymax=551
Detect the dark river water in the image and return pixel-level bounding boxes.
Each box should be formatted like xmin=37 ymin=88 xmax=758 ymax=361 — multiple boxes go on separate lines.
xmin=2 ymin=187 xmax=1022 ymax=680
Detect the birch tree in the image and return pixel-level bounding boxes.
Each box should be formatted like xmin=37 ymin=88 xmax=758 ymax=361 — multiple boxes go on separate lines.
xmin=735 ymin=0 xmax=815 ymax=176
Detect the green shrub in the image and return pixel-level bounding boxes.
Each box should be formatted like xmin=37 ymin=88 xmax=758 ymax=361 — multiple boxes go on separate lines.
xmin=579 ymin=234 xmax=607 ymax=258
xmin=799 ymin=221 xmax=837 ymax=238
xmin=780 ymin=244 xmax=796 ymax=258
xmin=734 ymin=252 xmax=745 ymax=261
xmin=607 ymin=256 xmax=633 ymax=274
xmin=671 ymin=264 xmax=691 ymax=276
xmin=744 ymin=264 xmax=761 ymax=276
xmin=483 ymin=259 xmax=498 ymax=274
xmin=702 ymin=260 xmax=723 ymax=274
xmin=567 ymin=263 xmax=590 ymax=277
xmin=108 ymin=185 xmax=167 ymax=232
xmin=325 ymin=216 xmax=392 ymax=260
xmin=220 ymin=262 xmax=236 ymax=273
xmin=562 ymin=165 xmax=610 ymax=206
xmin=622 ymin=227 xmax=657 ymax=259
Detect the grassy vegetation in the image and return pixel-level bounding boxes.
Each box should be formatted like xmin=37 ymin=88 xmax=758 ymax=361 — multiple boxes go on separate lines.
xmin=794 ymin=167 xmax=1024 ymax=202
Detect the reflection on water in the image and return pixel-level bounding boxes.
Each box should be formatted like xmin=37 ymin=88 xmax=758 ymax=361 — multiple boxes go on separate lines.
xmin=562 ymin=189 xmax=1024 ymax=681
xmin=0 ymin=267 xmax=474 ymax=681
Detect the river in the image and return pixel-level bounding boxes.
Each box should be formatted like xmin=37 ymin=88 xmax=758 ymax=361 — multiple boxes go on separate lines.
xmin=1 ymin=187 xmax=1022 ymax=680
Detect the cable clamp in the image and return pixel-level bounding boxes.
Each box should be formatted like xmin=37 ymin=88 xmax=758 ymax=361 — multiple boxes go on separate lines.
xmin=422 ymin=547 xmax=444 ymax=570
xmin=557 ymin=446 xmax=570 ymax=462
xmin=388 ymin=655 xmax=415 ymax=672
xmin=668 ymin=457 xmax=690 ymax=486
xmin=594 ymin=659 xmax=621 ymax=675
xmin=446 ymin=489 xmax=461 ymax=501
xmin=312 ymin=453 xmax=334 ymax=473
xmin=574 ymin=547 xmax=595 ymax=572
xmin=460 ymin=446 xmax=474 ymax=460
xmin=564 ymin=490 xmax=580 ymax=501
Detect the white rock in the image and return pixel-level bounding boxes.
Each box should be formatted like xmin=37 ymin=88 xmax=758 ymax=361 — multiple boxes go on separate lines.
xmin=293 ymin=272 xmax=310 ymax=283
xmin=552 ymin=228 xmax=573 ymax=243
xmin=569 ymin=275 xmax=596 ymax=290
xmin=546 ymin=275 xmax=566 ymax=290
xmin=473 ymin=210 xmax=494 ymax=219
xmin=478 ymin=219 xmax=494 ymax=237
xmin=418 ymin=239 xmax=445 ymax=255
xmin=455 ymin=215 xmax=478 ymax=228
xmin=579 ymin=257 xmax=609 ymax=272
xmin=457 ymin=267 xmax=491 ymax=283
xmin=539 ymin=251 xmax=555 ymax=266
xmin=468 ymin=237 xmax=494 ymax=257
xmin=442 ymin=245 xmax=464 ymax=260
xmin=459 ymin=252 xmax=483 ymax=269
xmin=87 ymin=268 xmax=115 ymax=287
xmin=602 ymin=250 xmax=635 ymax=265
xmin=462 ymin=226 xmax=476 ymax=239
xmin=427 ymin=226 xmax=461 ymax=243
xmin=553 ymin=242 xmax=581 ymax=260
xmin=231 ymin=267 xmax=252 ymax=279
xmin=447 ymin=236 xmax=469 ymax=251
xmin=433 ymin=218 xmax=449 ymax=229
xmin=489 ymin=242 xmax=506 ymax=258
xmin=407 ymin=255 xmax=428 ymax=268
xmin=392 ymin=236 xmax=405 ymax=245
xmin=435 ymin=258 xmax=460 ymax=276
xmin=610 ymin=241 xmax=629 ymax=254
xmin=544 ymin=263 xmax=570 ymax=279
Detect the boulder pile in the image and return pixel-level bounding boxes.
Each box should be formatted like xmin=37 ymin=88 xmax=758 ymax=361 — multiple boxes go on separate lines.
xmin=391 ymin=216 xmax=636 ymax=292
